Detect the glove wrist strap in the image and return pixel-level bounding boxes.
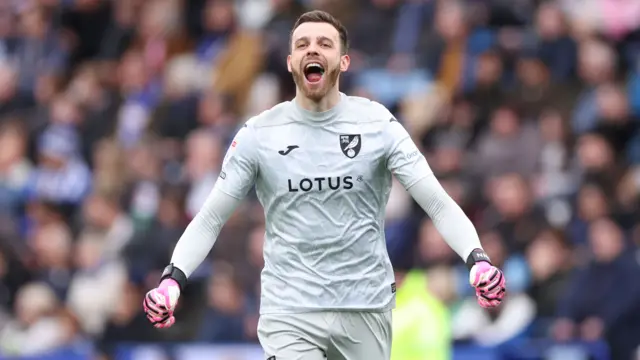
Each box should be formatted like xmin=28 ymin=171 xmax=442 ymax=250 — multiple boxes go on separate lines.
xmin=466 ymin=248 xmax=491 ymax=270
xmin=161 ymin=264 xmax=187 ymax=292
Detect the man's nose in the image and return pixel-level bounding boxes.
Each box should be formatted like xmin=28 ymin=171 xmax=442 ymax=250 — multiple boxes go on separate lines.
xmin=306 ymin=46 xmax=319 ymax=56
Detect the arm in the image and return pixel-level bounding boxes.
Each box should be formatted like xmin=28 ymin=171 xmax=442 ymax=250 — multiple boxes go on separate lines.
xmin=143 ymin=123 xmax=259 ymax=328
xmin=166 ymin=123 xmax=260 ymax=284
xmin=383 ymin=109 xmax=505 ymax=308
xmin=169 ymin=187 xmax=242 ymax=277
xmin=407 ymin=176 xmax=481 ymax=260
xmin=384 ymin=115 xmax=481 ymax=261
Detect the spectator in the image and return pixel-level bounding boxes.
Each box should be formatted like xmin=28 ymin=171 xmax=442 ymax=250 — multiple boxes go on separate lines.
xmin=67 ymin=63 xmax=121 ymax=166
xmin=123 ymin=186 xmax=186 ymax=281
xmin=0 ymin=282 xmax=69 ymax=356
xmin=0 ymin=120 xmax=32 ymax=216
xmin=81 ymin=189 xmax=134 ymax=259
xmin=533 ymin=109 xmax=578 ymax=231
xmin=124 ymin=138 xmax=162 ymax=227
xmin=66 ymin=234 xmax=127 ymax=336
xmin=391 ymin=270 xmax=452 ymax=360
xmin=197 ymin=262 xmax=255 ymax=343
xmin=13 ymin=3 xmax=67 ymax=93
xmin=472 ymin=105 xmax=542 ymax=180
xmin=483 ymin=173 xmax=547 ymax=252
xmin=464 ymin=50 xmax=506 ymax=130
xmin=97 ymin=281 xmax=154 ymax=358
xmin=532 ymin=1 xmax=577 ymax=81
xmin=26 ymin=124 xmax=92 ymax=208
xmin=183 ymin=129 xmax=223 ymax=219
xmin=0 ymin=61 xmax=32 ymax=117
xmin=525 ymin=228 xmax=572 ymax=334
xmin=554 ymin=218 xmax=640 ymax=359
xmin=29 ymin=221 xmax=73 ymax=300
xmin=0 ymin=244 xmax=31 ymax=317
xmin=572 ymin=39 xmax=617 ymax=133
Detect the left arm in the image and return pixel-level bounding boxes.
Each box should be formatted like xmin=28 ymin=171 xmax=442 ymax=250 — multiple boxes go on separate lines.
xmin=383 ymin=115 xmax=480 ymax=261
xmin=407 ymin=175 xmax=481 ymax=261
xmin=383 ymin=110 xmax=506 ymax=307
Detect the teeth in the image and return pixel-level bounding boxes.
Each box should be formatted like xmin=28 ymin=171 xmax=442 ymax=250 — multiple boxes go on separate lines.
xmin=305 ymin=63 xmax=323 ymax=71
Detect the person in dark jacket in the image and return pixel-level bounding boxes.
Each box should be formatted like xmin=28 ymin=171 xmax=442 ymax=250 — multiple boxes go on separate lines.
xmin=552 ymin=218 xmax=640 ymax=360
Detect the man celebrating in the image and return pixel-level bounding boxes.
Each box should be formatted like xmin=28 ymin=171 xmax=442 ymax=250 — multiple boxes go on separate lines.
xmin=143 ymin=10 xmax=506 ymax=360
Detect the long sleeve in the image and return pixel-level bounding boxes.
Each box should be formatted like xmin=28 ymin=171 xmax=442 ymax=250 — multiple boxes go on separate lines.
xmin=171 ymin=121 xmax=259 ymax=277
xmin=382 ymin=107 xmax=482 ymax=260
xmin=170 ymin=187 xmax=242 ymax=277
xmin=407 ymin=175 xmax=482 ymax=260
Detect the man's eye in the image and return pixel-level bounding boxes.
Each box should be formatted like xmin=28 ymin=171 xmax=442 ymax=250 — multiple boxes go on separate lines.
xmin=321 ymin=43 xmax=331 ymax=48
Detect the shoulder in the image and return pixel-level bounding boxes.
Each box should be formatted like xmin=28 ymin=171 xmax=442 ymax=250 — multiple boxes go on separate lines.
xmin=244 ymin=101 xmax=295 ymax=130
xmin=343 ymin=96 xmax=397 ymax=124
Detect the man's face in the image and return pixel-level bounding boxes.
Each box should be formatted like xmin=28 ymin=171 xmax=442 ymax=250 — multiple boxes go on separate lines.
xmin=288 ymin=22 xmax=349 ymax=101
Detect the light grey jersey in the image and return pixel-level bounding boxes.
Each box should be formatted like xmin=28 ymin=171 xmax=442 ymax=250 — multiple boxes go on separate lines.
xmin=216 ymin=94 xmax=433 ymax=314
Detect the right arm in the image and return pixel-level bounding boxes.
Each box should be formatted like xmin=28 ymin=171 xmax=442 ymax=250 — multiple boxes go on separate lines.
xmin=164 ymin=123 xmax=259 ymax=286
xmin=169 ymin=187 xmax=242 ymax=277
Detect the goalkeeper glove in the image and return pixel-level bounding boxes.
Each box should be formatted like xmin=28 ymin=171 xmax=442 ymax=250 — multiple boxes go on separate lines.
xmin=467 ymin=249 xmax=506 ymax=308
xmin=143 ymin=264 xmax=186 ymax=328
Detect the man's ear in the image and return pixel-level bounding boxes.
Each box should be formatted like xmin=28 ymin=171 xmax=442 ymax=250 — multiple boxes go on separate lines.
xmin=287 ymin=55 xmax=292 ymax=73
xmin=340 ymin=55 xmax=350 ymax=72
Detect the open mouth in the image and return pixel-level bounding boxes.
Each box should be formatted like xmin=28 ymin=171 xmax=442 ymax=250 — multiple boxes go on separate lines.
xmin=304 ymin=62 xmax=325 ymax=84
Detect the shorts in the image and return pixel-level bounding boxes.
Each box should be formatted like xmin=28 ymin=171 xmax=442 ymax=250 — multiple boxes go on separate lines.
xmin=257 ymin=310 xmax=392 ymax=360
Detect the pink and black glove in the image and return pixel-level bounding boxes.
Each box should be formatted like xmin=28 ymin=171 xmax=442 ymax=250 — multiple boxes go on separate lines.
xmin=467 ymin=249 xmax=506 ymax=308
xmin=143 ymin=264 xmax=186 ymax=328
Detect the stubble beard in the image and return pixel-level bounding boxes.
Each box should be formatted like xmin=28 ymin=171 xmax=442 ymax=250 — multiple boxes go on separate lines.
xmin=292 ymin=64 xmax=341 ymax=102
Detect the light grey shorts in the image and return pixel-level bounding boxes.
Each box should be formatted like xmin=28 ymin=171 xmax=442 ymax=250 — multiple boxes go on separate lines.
xmin=257 ymin=311 xmax=392 ymax=360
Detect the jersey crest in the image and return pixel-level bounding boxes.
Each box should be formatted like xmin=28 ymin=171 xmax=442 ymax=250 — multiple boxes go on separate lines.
xmin=339 ymin=134 xmax=361 ymax=159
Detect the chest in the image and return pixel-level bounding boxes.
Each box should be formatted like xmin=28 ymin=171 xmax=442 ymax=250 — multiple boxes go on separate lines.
xmin=256 ymin=124 xmax=387 ymax=192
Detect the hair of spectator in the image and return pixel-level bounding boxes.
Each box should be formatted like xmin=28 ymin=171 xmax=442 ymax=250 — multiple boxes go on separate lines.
xmin=290 ymin=10 xmax=349 ymax=55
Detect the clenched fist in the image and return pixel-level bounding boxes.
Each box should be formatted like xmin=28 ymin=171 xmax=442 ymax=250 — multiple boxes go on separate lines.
xmin=143 ymin=264 xmax=187 ymax=328
xmin=143 ymin=278 xmax=181 ymax=328
xmin=466 ymin=249 xmax=506 ymax=308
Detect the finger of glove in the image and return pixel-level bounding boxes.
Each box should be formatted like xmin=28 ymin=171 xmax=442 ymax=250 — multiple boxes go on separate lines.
xmin=478 ymin=268 xmax=500 ymax=287
xmin=146 ymin=311 xmax=174 ymax=328
xmin=146 ymin=311 xmax=171 ymax=324
xmin=487 ymin=272 xmax=506 ymax=294
xmin=143 ymin=299 xmax=167 ymax=318
xmin=477 ymin=286 xmax=505 ymax=300
xmin=144 ymin=292 xmax=169 ymax=315
xmin=154 ymin=316 xmax=175 ymax=329
xmin=483 ymin=273 xmax=506 ymax=297
xmin=144 ymin=304 xmax=169 ymax=325
xmin=477 ymin=289 xmax=503 ymax=306
xmin=477 ymin=296 xmax=502 ymax=308
xmin=151 ymin=288 xmax=174 ymax=310
xmin=477 ymin=269 xmax=504 ymax=293
xmin=470 ymin=264 xmax=496 ymax=287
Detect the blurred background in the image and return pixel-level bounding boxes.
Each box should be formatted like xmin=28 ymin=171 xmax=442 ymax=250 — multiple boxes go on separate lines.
xmin=0 ymin=0 xmax=639 ymax=359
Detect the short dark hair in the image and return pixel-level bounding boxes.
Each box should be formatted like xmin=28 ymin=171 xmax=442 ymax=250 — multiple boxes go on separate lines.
xmin=290 ymin=10 xmax=349 ymax=54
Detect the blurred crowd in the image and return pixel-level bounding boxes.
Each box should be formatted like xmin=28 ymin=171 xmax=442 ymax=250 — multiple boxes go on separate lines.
xmin=0 ymin=0 xmax=639 ymax=359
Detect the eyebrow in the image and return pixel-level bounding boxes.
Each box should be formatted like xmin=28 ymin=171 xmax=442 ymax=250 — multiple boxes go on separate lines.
xmin=294 ymin=36 xmax=335 ymax=44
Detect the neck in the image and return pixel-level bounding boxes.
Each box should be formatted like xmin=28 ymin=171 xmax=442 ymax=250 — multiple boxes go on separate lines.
xmin=295 ymin=86 xmax=341 ymax=112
